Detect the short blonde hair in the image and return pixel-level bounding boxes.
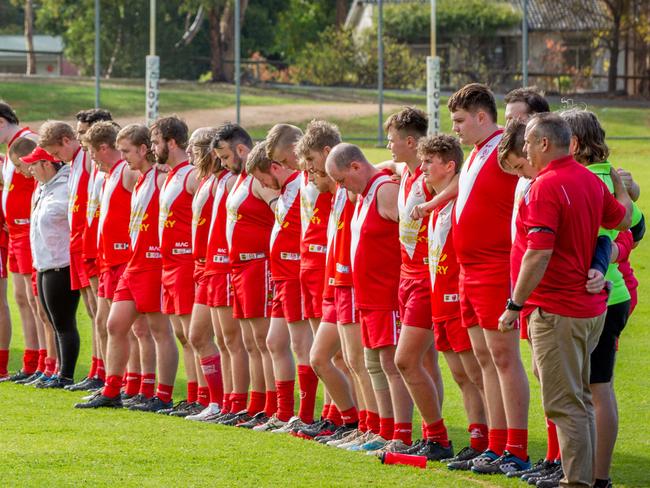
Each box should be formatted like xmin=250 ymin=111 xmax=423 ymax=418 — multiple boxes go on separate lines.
xmin=295 ymin=119 xmax=341 ymax=158
xmin=246 ymin=141 xmax=273 ymax=174
xmin=39 ymin=120 xmax=75 ymax=147
xmin=8 ymin=137 xmax=37 ymax=161
xmin=265 ymin=124 xmax=303 ymax=160
xmin=84 ymin=121 xmax=120 ymax=150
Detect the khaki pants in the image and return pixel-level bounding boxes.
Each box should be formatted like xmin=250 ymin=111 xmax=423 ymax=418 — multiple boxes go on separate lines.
xmin=529 ymin=307 xmax=606 ymax=488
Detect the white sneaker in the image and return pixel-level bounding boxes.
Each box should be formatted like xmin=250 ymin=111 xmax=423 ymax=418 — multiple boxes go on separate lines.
xmin=339 ymin=430 xmax=373 ymax=449
xmin=326 ymin=428 xmax=360 ymax=447
xmin=81 ymin=389 xmax=101 ymax=401
xmin=186 ymin=403 xmax=221 ymax=421
xmin=253 ymin=414 xmax=287 ymax=432
xmin=271 ymin=416 xmax=305 ymax=434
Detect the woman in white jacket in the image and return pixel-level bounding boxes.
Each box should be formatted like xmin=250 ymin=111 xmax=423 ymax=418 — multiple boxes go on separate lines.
xmin=22 ymin=146 xmax=80 ymax=388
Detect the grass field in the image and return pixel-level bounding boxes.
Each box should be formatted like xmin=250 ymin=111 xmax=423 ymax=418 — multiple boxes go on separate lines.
xmin=0 ymin=80 xmax=649 ymax=487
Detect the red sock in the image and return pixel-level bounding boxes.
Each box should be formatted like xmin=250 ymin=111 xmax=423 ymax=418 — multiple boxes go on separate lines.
xmin=469 ymin=423 xmax=489 ymax=451
xmin=425 ymin=419 xmax=450 ymax=448
xmin=44 ymin=357 xmax=57 ymax=377
xmin=321 ymin=403 xmax=331 ymax=420
xmin=247 ymin=390 xmax=265 ymax=415
xmin=366 ymin=411 xmax=380 ymax=434
xmin=546 ymin=418 xmax=560 ymax=461
xmin=393 ymin=422 xmax=413 ymax=445
xmin=506 ymin=428 xmax=528 ymax=460
xmin=200 ymin=354 xmax=224 ymax=405
xmin=340 ymin=406 xmax=359 ymax=425
xmin=327 ymin=404 xmax=342 ymax=426
xmin=140 ymin=373 xmax=156 ymax=398
xmin=275 ymin=380 xmax=295 ymax=422
xmin=156 ymin=383 xmax=174 ymax=403
xmin=232 ymin=392 xmax=249 ymax=413
xmin=358 ymin=409 xmax=368 ymax=432
xmin=37 ymin=349 xmax=46 ymax=372
xmin=96 ymin=359 xmax=106 ymax=380
xmin=125 ymin=372 xmax=142 ymax=396
xmin=198 ymin=386 xmax=210 ymax=407
xmin=186 ymin=381 xmax=198 ymax=403
xmin=102 ymin=375 xmax=123 ymax=398
xmin=297 ymin=365 xmax=318 ymax=424
xmin=488 ymin=428 xmax=508 ymax=455
xmin=22 ymin=349 xmax=39 ymax=374
xmin=0 ymin=349 xmax=8 ymax=376
xmin=88 ymin=356 xmax=98 ymax=379
xmin=223 ymin=393 xmax=232 ymax=413
xmin=379 ymin=417 xmax=394 ymax=440
xmin=264 ymin=390 xmax=277 ymax=417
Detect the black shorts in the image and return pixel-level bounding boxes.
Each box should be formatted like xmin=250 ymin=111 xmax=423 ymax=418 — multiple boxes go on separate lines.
xmin=590 ymin=300 xmax=630 ymax=384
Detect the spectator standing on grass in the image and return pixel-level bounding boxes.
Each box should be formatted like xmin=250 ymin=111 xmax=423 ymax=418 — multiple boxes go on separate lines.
xmin=22 ymin=146 xmax=80 ymax=388
xmin=499 ymin=113 xmax=632 ymax=488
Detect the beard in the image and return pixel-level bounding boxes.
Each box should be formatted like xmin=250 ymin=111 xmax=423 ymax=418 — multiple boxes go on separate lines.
xmin=231 ymin=151 xmax=243 ymax=174
xmin=155 ymin=143 xmax=169 ymax=165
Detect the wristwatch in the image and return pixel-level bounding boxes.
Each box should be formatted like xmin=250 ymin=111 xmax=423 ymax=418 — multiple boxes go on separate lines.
xmin=505 ymin=299 xmax=523 ymax=312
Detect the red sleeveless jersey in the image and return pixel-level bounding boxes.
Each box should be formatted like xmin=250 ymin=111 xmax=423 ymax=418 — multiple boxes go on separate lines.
xmin=98 ymin=160 xmax=132 ymax=269
xmin=350 ymin=173 xmax=401 ymax=310
xmin=428 ymin=200 xmax=460 ymax=321
xmin=192 ymin=174 xmax=216 ymax=262
xmin=270 ymin=171 xmax=301 ymax=280
xmin=453 ymin=129 xmax=517 ymax=265
xmin=128 ymin=167 xmax=162 ymax=272
xmin=83 ymin=166 xmax=104 ymax=261
xmin=398 ymin=166 xmax=432 ymax=279
xmin=330 ymin=186 xmax=355 ymax=288
xmin=225 ymin=171 xmax=274 ymax=266
xmin=159 ymin=161 xmax=194 ymax=268
xmin=0 ymin=201 xmax=8 ymax=248
xmin=2 ymin=127 xmax=38 ymax=240
xmin=205 ymin=171 xmax=235 ymax=275
xmin=300 ymin=172 xmax=331 ymax=271
xmin=67 ymin=147 xmax=90 ymax=254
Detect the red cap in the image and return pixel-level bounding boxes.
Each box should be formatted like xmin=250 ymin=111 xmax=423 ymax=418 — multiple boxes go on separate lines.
xmin=20 ymin=146 xmax=59 ymax=164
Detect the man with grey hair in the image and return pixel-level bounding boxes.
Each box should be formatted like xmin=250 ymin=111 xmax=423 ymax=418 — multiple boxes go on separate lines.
xmin=499 ymin=113 xmax=632 ymax=488
xmin=326 ymin=144 xmax=415 ymax=453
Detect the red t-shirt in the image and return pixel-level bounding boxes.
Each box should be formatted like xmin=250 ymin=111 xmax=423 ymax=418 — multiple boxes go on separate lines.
xmin=453 ymin=129 xmax=517 ymax=266
xmin=512 ymin=156 xmax=626 ymax=318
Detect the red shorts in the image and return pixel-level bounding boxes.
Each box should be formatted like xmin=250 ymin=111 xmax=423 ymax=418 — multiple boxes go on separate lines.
xmin=0 ymin=246 xmax=8 ymax=279
xmin=334 ymin=286 xmax=357 ymax=325
xmin=83 ymin=258 xmax=99 ymax=279
xmin=98 ymin=263 xmax=128 ymax=300
xmin=434 ymin=316 xmax=472 ymax=353
xmin=321 ymin=297 xmax=336 ymax=324
xmin=271 ymin=279 xmax=304 ymax=323
xmin=398 ymin=277 xmax=433 ymax=329
xmin=359 ymin=309 xmax=400 ymax=349
xmin=459 ymin=264 xmax=510 ymax=330
xmin=113 ymin=268 xmax=162 ymax=313
xmin=231 ymin=259 xmax=272 ymax=319
xmin=8 ymin=235 xmax=32 ymax=275
xmin=69 ymin=252 xmax=90 ymax=290
xmin=194 ymin=264 xmax=208 ymax=306
xmin=204 ymin=273 xmax=233 ymax=308
xmin=300 ymin=267 xmax=324 ymax=319
xmin=161 ymin=264 xmax=195 ymax=316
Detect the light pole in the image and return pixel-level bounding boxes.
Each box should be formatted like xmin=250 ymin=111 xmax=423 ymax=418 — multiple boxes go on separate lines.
xmin=146 ymin=0 xmax=160 ymax=125
xmin=522 ymin=0 xmax=529 ymax=87
xmin=235 ymin=0 xmax=241 ymax=125
xmin=426 ymin=0 xmax=440 ymax=135
xmin=94 ymin=0 xmax=100 ymax=108
xmin=377 ymin=0 xmax=384 ymax=146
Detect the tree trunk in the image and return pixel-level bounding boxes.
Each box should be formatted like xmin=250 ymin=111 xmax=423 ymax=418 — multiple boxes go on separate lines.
xmin=218 ymin=0 xmax=248 ymax=82
xmin=608 ymin=12 xmax=622 ymax=93
xmin=24 ymin=0 xmax=36 ymax=75
xmin=208 ymin=6 xmax=225 ymax=82
xmin=336 ymin=0 xmax=348 ymax=27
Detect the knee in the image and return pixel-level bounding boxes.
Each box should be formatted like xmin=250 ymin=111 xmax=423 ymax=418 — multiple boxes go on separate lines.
xmin=106 ymin=319 xmax=127 ymax=338
xmin=13 ymin=290 xmax=29 ymax=309
xmin=365 ymin=348 xmax=389 ymax=390
xmin=309 ymin=348 xmax=329 ymax=374
xmin=491 ymin=348 xmax=518 ymax=372
xmin=188 ymin=326 xmax=205 ymax=351
xmin=394 ymin=350 xmax=417 ymax=377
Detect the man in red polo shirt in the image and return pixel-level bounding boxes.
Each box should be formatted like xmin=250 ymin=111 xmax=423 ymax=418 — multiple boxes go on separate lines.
xmin=447 ymin=84 xmax=530 ymax=474
xmin=500 ymin=113 xmax=631 ymax=487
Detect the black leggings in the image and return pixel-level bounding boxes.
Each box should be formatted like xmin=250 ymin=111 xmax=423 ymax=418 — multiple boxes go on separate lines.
xmin=37 ymin=267 xmax=81 ymax=380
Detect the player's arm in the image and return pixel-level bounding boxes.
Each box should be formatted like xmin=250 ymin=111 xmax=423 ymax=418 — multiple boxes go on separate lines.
xmin=617 ymin=168 xmax=640 ymax=202
xmin=376 ymin=182 xmax=399 ymax=222
xmin=585 ymin=235 xmax=611 ymax=294
xmin=83 ymin=149 xmax=93 ymax=174
xmin=607 ymin=168 xmax=632 ymax=231
xmin=252 ymin=178 xmax=280 ymax=211
xmin=411 ymin=174 xmax=459 ymax=220
xmin=185 ymin=167 xmax=200 ymax=195
xmin=375 ymin=160 xmax=405 ymax=179
xmin=122 ymin=166 xmax=139 ymax=192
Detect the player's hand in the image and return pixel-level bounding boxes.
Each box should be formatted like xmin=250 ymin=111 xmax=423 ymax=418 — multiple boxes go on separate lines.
xmin=617 ymin=168 xmax=633 ymax=189
xmin=498 ymin=309 xmax=518 ymax=332
xmin=585 ymin=268 xmax=605 ymax=294
xmin=410 ymin=202 xmax=432 ymax=220
xmin=155 ymin=163 xmax=170 ymax=173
